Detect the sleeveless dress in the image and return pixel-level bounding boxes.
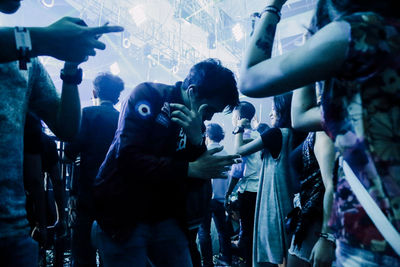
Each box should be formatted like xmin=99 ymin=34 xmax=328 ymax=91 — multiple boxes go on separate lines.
xmin=253 ymin=128 xmax=296 ymax=265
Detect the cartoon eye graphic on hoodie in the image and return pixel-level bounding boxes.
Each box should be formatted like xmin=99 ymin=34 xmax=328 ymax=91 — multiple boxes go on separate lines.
xmin=135 ymin=101 xmax=152 ymax=118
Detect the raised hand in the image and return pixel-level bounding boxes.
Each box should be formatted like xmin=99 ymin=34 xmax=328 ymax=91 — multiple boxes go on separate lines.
xmin=188 ymin=146 xmax=241 ymax=179
xmin=170 ymin=101 xmax=208 ymax=146
xmin=34 ymin=17 xmax=123 ymax=63
xmin=237 ymin=118 xmax=250 ymax=128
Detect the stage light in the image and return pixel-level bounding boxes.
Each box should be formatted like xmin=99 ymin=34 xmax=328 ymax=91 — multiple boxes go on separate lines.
xmin=122 ymin=38 xmax=131 ymax=48
xmin=172 ymin=65 xmax=179 ymax=74
xmin=232 ymin=23 xmax=244 ymax=42
xmin=129 ymin=5 xmax=147 ymax=26
xmin=110 ymin=62 xmax=120 ymax=75
xmin=41 ymin=0 xmax=54 ymax=8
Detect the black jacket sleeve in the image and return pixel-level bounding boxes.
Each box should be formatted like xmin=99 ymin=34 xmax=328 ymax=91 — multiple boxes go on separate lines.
xmin=115 ymin=83 xmax=191 ymax=183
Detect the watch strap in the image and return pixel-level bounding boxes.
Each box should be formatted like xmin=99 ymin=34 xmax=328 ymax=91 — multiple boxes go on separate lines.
xmin=14 ymin=27 xmax=32 ymax=70
xmin=60 ymin=68 xmax=83 ymax=85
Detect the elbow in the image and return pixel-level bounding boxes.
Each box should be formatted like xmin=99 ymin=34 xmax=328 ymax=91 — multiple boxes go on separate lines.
xmin=291 ymin=117 xmax=300 ymax=131
xmin=239 ymin=77 xmax=256 ymax=97
xmin=239 ymin=75 xmax=274 ymax=98
xmin=291 ymin=118 xmax=307 ymax=132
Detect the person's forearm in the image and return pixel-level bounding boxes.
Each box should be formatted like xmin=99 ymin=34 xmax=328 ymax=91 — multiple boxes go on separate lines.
xmin=322 ymin=184 xmax=334 ymax=233
xmin=55 ymin=82 xmax=80 ymax=141
xmin=53 ymin=63 xmax=81 ymax=141
xmin=234 ymin=132 xmax=244 ymax=153
xmin=315 ymin=131 xmax=336 ymax=233
xmin=237 ymin=136 xmax=263 ymax=157
xmin=0 ymin=27 xmax=49 ymax=63
xmin=241 ymin=0 xmax=283 ymax=71
xmin=226 ymin=177 xmax=239 ymax=197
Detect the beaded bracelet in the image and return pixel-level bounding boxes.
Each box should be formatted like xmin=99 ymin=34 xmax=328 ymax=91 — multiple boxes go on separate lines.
xmin=318 ymin=232 xmax=336 ymax=243
xmin=261 ymin=5 xmax=282 ymax=22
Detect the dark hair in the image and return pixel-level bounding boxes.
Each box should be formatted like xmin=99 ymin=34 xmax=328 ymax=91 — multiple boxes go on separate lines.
xmin=234 ymin=101 xmax=256 ymax=120
xmin=327 ymin=0 xmax=398 ymax=19
xmin=182 ymin=58 xmax=239 ymax=112
xmin=206 ymin=123 xmax=225 ymax=143
xmin=93 ymin=72 xmax=125 ymax=104
xmin=307 ymin=0 xmax=331 ymax=36
xmin=273 ymin=92 xmax=292 ymax=128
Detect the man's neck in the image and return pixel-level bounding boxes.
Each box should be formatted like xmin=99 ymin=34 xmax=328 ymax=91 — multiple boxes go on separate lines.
xmin=100 ymin=100 xmax=114 ymax=106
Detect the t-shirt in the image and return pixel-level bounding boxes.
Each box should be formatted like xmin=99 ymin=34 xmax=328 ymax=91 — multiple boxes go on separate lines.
xmin=322 ymin=12 xmax=400 ymax=256
xmin=0 ymin=59 xmax=58 ymax=238
xmin=237 ymin=129 xmax=262 ymax=193
xmin=207 ymin=142 xmax=229 ymax=202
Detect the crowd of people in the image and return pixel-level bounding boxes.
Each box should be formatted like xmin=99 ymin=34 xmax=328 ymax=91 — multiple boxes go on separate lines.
xmin=0 ymin=0 xmax=399 ymax=266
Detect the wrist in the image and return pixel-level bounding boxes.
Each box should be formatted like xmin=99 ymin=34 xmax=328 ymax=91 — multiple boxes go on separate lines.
xmin=232 ymin=126 xmax=245 ymax=135
xmin=60 ymin=67 xmax=82 ymax=85
xmin=29 ymin=27 xmax=48 ymax=58
xmin=63 ymin=62 xmax=79 ymax=74
xmin=317 ymin=232 xmax=336 ymax=244
xmin=260 ymin=5 xmax=282 ymax=22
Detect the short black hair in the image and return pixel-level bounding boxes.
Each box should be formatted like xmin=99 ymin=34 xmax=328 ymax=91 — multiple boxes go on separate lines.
xmin=182 ymin=58 xmax=239 ymax=112
xmin=234 ymin=101 xmax=256 ymax=120
xmin=93 ymin=72 xmax=125 ymax=104
xmin=206 ymin=123 xmax=225 ymax=143
xmin=273 ymin=92 xmax=292 ymax=128
xmin=328 ymin=0 xmax=398 ymax=18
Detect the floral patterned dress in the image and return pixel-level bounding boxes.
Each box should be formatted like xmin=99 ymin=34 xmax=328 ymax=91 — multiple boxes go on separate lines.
xmin=322 ymin=12 xmax=400 ymax=257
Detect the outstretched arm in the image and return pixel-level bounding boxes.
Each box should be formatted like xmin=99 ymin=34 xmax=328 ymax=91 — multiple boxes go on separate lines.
xmin=240 ymin=5 xmax=350 ymax=98
xmin=236 ymin=136 xmax=264 ymax=157
xmin=0 ymin=17 xmax=123 ymax=63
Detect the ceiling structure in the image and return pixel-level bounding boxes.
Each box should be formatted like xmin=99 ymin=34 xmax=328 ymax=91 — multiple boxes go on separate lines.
xmin=62 ymin=0 xmax=317 ymax=78
xmin=1 ymin=0 xmax=317 ymax=84
xmin=0 ymin=0 xmax=318 ymax=152
xmin=61 ymin=0 xmax=318 ymax=148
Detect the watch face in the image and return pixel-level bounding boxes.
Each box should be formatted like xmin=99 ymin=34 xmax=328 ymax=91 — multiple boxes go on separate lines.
xmin=233 ymin=126 xmax=243 ymax=134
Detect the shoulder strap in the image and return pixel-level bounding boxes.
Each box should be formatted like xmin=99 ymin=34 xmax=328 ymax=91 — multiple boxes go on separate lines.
xmin=342 ymin=158 xmax=400 ymax=255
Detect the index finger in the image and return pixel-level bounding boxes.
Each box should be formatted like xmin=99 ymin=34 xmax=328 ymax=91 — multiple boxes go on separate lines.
xmin=88 ymin=25 xmax=124 ymax=34
xmin=170 ymin=103 xmax=191 ymax=117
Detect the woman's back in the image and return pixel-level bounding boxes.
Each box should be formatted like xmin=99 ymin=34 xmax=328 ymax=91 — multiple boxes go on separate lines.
xmin=321 ymin=11 xmax=400 ymax=257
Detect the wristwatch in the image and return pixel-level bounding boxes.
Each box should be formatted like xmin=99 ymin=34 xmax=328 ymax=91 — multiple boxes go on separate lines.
xmin=232 ymin=126 xmax=244 ymax=135
xmin=14 ymin=27 xmax=32 ymax=70
xmin=60 ymin=68 xmax=83 ymax=85
xmin=318 ymin=232 xmax=336 ymax=243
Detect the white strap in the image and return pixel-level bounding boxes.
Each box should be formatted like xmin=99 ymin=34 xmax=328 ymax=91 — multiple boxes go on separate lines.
xmin=342 ymin=159 xmax=400 ymax=255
